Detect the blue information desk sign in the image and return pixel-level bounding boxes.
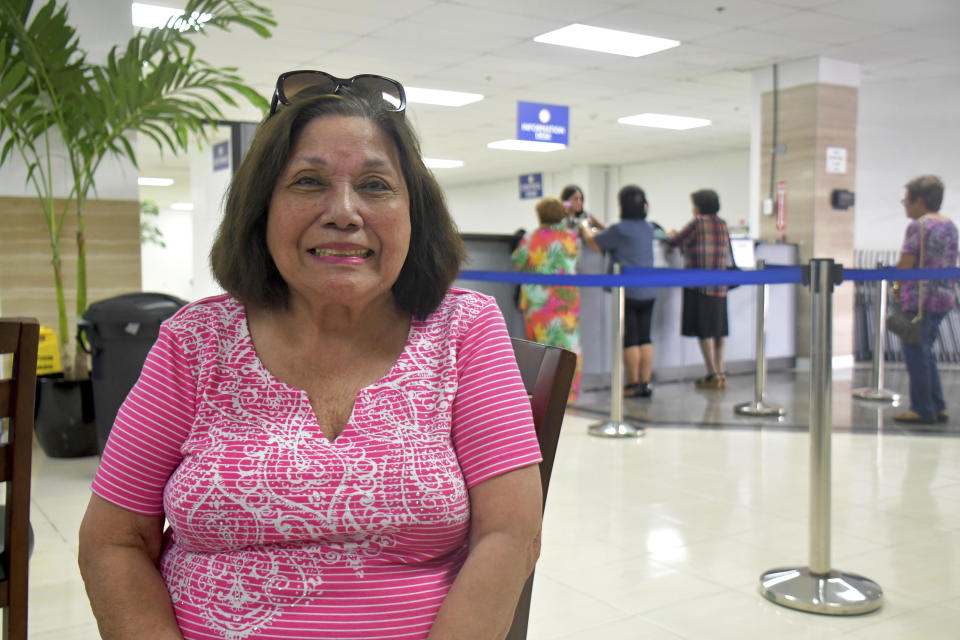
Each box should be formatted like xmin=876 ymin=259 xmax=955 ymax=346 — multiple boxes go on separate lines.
xmin=519 ymin=173 xmax=543 ymax=199
xmin=517 ymin=101 xmax=569 ymax=145
xmin=212 ymin=140 xmax=230 ymax=172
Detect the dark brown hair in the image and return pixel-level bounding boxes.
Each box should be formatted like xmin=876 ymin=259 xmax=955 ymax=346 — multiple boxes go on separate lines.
xmin=210 ymin=90 xmax=465 ymax=319
xmin=691 ymin=189 xmax=720 ymax=215
xmin=560 ymin=185 xmax=582 ymax=202
xmin=905 ymin=175 xmax=944 ymax=212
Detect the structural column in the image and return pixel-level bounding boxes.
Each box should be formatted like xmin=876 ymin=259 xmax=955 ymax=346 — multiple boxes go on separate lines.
xmin=751 ymin=57 xmax=859 ymax=360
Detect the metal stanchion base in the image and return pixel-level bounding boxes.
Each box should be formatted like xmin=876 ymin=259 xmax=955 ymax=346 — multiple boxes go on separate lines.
xmin=759 ymin=567 xmax=883 ymax=615
xmin=735 ymin=401 xmax=786 ymax=417
xmin=852 ymin=388 xmax=900 ymax=403
xmin=587 ymin=421 xmax=645 ymax=438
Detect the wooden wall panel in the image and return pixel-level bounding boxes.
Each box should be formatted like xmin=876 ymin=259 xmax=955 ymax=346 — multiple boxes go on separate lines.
xmin=0 ymin=197 xmax=141 ymax=341
xmin=759 ymin=83 xmax=858 ymax=358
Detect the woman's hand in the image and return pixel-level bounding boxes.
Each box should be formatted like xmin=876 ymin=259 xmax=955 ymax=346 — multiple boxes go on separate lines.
xmin=580 ymin=220 xmax=601 ymax=252
xmin=79 ymin=495 xmax=184 ymax=640
xmin=427 ymin=464 xmax=543 ymax=640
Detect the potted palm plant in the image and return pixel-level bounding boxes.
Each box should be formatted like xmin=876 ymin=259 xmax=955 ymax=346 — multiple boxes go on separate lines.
xmin=0 ymin=0 xmax=274 ymax=455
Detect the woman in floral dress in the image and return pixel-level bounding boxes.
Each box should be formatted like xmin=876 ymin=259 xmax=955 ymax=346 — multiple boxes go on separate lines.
xmin=511 ymin=197 xmax=581 ymax=400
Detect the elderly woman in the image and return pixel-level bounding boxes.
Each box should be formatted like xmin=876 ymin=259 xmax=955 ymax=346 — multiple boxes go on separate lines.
xmin=511 ymin=196 xmax=581 ymax=400
xmin=666 ymin=189 xmax=732 ymax=389
xmin=892 ymin=175 xmax=958 ymax=425
xmin=78 ymin=71 xmax=543 ymax=640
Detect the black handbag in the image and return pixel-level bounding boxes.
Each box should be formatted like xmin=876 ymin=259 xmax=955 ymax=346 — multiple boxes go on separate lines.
xmin=887 ymin=308 xmax=923 ymax=344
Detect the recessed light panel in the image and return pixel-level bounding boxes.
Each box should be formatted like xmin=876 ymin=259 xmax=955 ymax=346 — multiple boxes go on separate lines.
xmin=534 ymin=24 xmax=679 ymax=58
xmin=138 ymin=177 xmax=175 ymax=186
xmin=407 ymin=88 xmax=483 ymax=107
xmin=617 ymin=113 xmax=712 ymax=130
xmin=487 ymin=140 xmax=566 ymax=152
xmin=423 ymin=158 xmax=464 ymax=169
xmin=132 ymin=2 xmax=211 ymax=29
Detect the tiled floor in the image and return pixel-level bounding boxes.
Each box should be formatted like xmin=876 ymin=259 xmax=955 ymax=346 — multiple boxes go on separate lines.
xmin=29 ymin=365 xmax=960 ymax=639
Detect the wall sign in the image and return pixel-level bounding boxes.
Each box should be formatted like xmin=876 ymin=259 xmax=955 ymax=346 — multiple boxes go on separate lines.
xmin=517 ymin=101 xmax=569 ymax=145
xmin=825 ymin=146 xmax=847 ymax=174
xmin=519 ymin=173 xmax=543 ymax=199
xmin=212 ymin=140 xmax=230 ymax=172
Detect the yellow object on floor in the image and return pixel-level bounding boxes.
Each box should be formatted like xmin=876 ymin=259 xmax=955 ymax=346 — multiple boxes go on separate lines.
xmin=36 ymin=325 xmax=62 ymax=375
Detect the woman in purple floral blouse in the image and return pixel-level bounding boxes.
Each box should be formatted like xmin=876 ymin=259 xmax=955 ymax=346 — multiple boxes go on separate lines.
xmin=892 ymin=175 xmax=958 ymax=425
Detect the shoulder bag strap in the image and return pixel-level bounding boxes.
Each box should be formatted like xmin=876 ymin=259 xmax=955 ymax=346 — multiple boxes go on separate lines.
xmin=916 ymin=219 xmax=925 ymax=321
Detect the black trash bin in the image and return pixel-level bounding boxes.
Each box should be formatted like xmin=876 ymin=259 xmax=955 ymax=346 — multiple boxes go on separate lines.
xmin=80 ymin=293 xmax=186 ymax=453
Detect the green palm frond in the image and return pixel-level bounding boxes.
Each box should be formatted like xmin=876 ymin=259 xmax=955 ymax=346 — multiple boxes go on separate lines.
xmin=0 ymin=0 xmax=275 ymax=377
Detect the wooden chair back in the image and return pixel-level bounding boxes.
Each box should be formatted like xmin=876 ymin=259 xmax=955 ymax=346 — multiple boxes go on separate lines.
xmin=506 ymin=338 xmax=577 ymax=640
xmin=0 ymin=318 xmax=39 ymax=640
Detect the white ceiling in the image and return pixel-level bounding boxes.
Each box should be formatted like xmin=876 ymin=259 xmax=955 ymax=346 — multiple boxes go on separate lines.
xmin=137 ymin=0 xmax=960 ymax=207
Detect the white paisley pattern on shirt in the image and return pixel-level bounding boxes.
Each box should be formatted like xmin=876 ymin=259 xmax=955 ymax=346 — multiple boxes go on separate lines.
xmin=92 ymin=289 xmax=541 ymax=640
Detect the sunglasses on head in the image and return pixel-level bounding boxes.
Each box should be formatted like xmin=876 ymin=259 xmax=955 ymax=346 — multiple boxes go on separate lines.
xmin=269 ymin=70 xmax=406 ymax=116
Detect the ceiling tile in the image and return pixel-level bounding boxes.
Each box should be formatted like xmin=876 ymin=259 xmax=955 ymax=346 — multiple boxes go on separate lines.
xmin=814 ymin=0 xmax=960 ymax=28
xmin=694 ymin=27 xmax=825 ymax=58
xmin=749 ymin=10 xmax=894 ymax=44
xmin=621 ymin=0 xmax=800 ymax=27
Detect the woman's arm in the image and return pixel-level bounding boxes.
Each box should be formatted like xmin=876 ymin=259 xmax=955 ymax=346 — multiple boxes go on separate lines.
xmin=79 ymin=494 xmax=184 ymax=640
xmin=427 ymin=464 xmax=543 ymax=640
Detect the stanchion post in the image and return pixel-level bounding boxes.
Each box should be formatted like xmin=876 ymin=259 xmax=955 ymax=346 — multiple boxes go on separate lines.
xmin=759 ymin=259 xmax=883 ymax=615
xmin=735 ymin=260 xmax=785 ymax=417
xmin=853 ymin=261 xmax=899 ymax=402
xmin=588 ymin=263 xmax=644 ymax=438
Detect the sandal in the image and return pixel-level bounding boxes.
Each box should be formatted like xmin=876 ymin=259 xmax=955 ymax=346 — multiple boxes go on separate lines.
xmin=695 ymin=374 xmax=725 ymax=390
xmin=893 ymin=411 xmax=935 ymax=425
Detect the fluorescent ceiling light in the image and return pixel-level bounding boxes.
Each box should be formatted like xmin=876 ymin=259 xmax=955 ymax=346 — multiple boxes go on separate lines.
xmin=138 ymin=176 xmax=175 ymax=187
xmin=423 ymin=158 xmax=464 ymax=169
xmin=487 ymin=140 xmax=566 ymax=152
xmin=132 ymin=2 xmax=212 ymax=29
xmin=170 ymin=202 xmax=194 ymax=211
xmin=534 ymin=24 xmax=680 ymax=58
xmin=618 ymin=113 xmax=712 ymax=130
xmin=407 ymin=87 xmax=483 ymax=107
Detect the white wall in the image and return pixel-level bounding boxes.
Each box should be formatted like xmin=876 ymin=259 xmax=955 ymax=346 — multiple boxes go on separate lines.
xmin=617 ymin=150 xmax=751 ymax=234
xmin=141 ymin=208 xmax=194 ymax=301
xmin=189 ymin=135 xmax=232 ymax=300
xmin=854 ymin=74 xmax=960 ymax=251
xmin=441 ymin=170 xmax=578 ymax=235
xmin=442 ymin=150 xmax=750 ymax=237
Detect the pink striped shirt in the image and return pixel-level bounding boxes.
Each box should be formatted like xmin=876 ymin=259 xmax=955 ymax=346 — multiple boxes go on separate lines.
xmin=92 ymin=288 xmax=541 ymax=639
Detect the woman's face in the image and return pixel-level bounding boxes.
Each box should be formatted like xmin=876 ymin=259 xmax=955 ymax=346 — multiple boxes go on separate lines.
xmin=266 ymin=115 xmax=410 ymax=311
xmin=902 ymin=191 xmax=925 ymax=219
xmin=567 ymin=190 xmax=584 ymax=214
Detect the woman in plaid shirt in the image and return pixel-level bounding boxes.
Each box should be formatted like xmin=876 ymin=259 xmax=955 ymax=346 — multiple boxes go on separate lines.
xmin=666 ymin=189 xmax=732 ymax=389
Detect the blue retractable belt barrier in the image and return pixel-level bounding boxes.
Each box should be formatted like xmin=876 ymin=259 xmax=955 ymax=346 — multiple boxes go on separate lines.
xmin=458 ymin=266 xmax=960 ymax=288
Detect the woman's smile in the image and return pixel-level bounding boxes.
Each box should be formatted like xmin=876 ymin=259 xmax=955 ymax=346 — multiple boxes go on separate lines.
xmin=307 ymin=244 xmax=375 ymax=262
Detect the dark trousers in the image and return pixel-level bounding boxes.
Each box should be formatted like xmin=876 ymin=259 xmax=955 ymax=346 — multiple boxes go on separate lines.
xmin=901 ymin=311 xmax=947 ymax=419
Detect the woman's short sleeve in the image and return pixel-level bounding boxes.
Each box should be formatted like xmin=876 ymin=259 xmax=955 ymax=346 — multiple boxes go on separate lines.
xmin=902 ymin=220 xmax=921 ymax=257
xmin=90 ymin=323 xmax=197 ymax=516
xmin=451 ymin=299 xmax=541 ymax=488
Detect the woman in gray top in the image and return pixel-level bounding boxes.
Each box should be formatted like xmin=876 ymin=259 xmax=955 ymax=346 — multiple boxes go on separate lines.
xmin=581 ymin=185 xmax=657 ymax=397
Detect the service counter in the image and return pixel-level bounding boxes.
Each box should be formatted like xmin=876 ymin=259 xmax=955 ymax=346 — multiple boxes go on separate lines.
xmin=455 ymin=234 xmax=798 ymax=385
